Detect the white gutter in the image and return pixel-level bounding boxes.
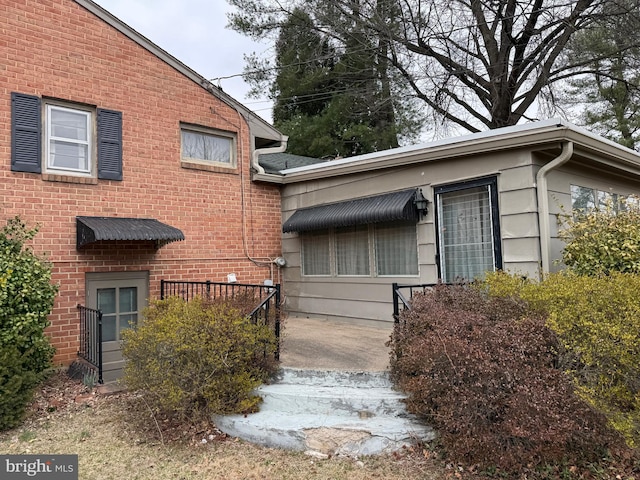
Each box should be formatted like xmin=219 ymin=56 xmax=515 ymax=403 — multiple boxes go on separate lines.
xmin=536 ymin=141 xmax=574 ymax=275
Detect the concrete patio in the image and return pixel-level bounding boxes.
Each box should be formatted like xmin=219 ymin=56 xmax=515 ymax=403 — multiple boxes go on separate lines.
xmin=278 ymin=317 xmax=394 ymax=372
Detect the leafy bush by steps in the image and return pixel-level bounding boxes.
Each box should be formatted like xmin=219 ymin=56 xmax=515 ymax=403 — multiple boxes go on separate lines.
xmin=122 ymin=296 xmax=278 ymax=421
xmin=390 ymin=283 xmax=623 ymax=473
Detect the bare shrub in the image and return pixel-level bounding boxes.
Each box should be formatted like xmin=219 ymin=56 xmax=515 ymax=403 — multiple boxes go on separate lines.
xmin=390 ymin=284 xmax=623 ymax=473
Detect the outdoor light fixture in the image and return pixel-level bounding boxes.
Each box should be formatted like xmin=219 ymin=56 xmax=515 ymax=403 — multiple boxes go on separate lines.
xmin=414 ymin=189 xmax=429 ymax=216
xmin=274 ymin=256 xmax=286 ymax=267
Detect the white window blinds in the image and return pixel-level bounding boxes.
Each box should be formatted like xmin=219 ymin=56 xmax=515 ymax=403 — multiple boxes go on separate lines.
xmin=438 ymin=185 xmax=495 ymax=282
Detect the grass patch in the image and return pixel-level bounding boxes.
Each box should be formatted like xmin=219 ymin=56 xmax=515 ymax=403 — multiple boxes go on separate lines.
xmin=0 ymin=372 xmax=442 ymax=480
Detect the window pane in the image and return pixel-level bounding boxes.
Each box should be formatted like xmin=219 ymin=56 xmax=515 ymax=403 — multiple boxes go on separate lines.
xmin=375 ymin=221 xmax=418 ymax=276
xmin=438 ymin=186 xmax=494 ymax=282
xmin=47 ymin=106 xmax=91 ymax=173
xmin=51 ymin=108 xmax=88 ymax=141
xmin=571 ymin=185 xmax=595 ymax=212
xmin=181 ymin=130 xmax=232 ymax=163
xmin=97 ymin=288 xmax=116 ymax=315
xmin=119 ymin=313 xmax=138 ymax=332
xmin=302 ymin=230 xmax=331 ymax=275
xmin=336 ymin=225 xmax=370 ymax=276
xmin=119 ymin=287 xmax=137 ymax=313
xmin=101 ymin=315 xmax=117 ymax=342
xmin=49 ymin=140 xmax=88 ymax=171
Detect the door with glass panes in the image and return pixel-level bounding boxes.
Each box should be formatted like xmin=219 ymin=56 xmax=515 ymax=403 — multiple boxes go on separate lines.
xmin=86 ymin=272 xmax=148 ymax=383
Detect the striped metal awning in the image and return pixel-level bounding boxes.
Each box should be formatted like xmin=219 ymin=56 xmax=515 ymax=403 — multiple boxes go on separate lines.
xmin=76 ymin=216 xmax=184 ymax=249
xmin=283 ymin=189 xmax=423 ymax=233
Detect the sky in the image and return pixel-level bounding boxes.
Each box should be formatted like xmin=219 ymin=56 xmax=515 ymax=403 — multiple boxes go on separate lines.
xmin=92 ymin=0 xmax=274 ymax=122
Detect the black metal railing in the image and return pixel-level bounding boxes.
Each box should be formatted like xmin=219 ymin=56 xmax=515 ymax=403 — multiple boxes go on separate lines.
xmin=160 ymin=280 xmax=282 ymax=360
xmin=77 ymin=304 xmax=103 ymax=384
xmin=392 ymin=282 xmax=444 ymax=323
xmin=248 ymin=285 xmax=282 ymax=360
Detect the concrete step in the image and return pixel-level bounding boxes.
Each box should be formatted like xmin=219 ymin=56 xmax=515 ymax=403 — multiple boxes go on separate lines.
xmin=213 ymin=367 xmax=435 ymax=456
xmin=256 ymin=383 xmax=407 ymax=417
xmin=273 ymin=368 xmax=394 ymax=388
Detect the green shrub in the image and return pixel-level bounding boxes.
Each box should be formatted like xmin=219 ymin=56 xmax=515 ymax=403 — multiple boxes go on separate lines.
xmin=0 ymin=216 xmax=57 ymax=430
xmin=390 ymin=283 xmax=623 ymax=473
xmin=122 ymin=296 xmax=278 ymax=420
xmin=483 ymin=271 xmax=640 ymax=447
xmin=559 ymin=201 xmax=640 ymax=275
xmin=0 ymin=345 xmax=39 ymax=430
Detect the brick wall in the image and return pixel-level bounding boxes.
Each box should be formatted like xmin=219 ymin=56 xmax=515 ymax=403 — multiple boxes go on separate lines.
xmin=0 ymin=0 xmax=283 ymax=364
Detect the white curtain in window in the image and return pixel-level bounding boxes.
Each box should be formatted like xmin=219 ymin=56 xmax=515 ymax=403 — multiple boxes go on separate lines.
xmin=375 ymin=221 xmax=418 ymax=276
xmin=336 ymin=225 xmax=370 ymax=275
xmin=439 ymin=186 xmax=494 ymax=282
xmin=301 ymin=230 xmax=331 ymax=275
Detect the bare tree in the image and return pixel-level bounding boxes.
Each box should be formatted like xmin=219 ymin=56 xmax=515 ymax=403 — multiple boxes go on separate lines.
xmin=228 ymin=0 xmax=635 ymax=133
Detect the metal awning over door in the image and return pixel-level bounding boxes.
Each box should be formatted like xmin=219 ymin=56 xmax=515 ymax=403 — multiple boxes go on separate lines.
xmin=76 ymin=216 xmax=184 ymax=249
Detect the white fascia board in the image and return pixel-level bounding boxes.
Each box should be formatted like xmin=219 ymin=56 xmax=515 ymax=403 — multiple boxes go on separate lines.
xmin=279 ymin=119 xmax=640 ymax=183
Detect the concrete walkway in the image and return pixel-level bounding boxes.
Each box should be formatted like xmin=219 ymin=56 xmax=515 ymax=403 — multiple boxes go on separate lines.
xmin=214 ymin=317 xmax=436 ymax=456
xmin=278 ymin=317 xmax=394 ymax=372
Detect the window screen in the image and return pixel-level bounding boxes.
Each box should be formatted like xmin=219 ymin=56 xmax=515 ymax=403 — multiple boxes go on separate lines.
xmin=375 ymin=221 xmax=418 ymax=276
xmin=301 ymin=230 xmax=331 ymax=275
xmin=438 ymin=184 xmax=496 ymax=282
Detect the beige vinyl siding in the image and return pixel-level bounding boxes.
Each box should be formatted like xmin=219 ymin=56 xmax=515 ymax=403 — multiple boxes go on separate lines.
xmin=281 ymin=150 xmax=534 ymax=325
xmin=281 ymin=146 xmax=640 ymax=326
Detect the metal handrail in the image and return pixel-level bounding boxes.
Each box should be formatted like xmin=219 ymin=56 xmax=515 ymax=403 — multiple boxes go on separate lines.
xmin=77 ymin=304 xmax=103 ymax=384
xmin=392 ymin=282 xmax=446 ymax=323
xmin=161 ymin=280 xmax=282 ymax=360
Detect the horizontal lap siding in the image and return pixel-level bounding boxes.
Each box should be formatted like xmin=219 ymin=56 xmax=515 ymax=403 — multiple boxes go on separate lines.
xmin=281 ymin=152 xmax=537 ymax=325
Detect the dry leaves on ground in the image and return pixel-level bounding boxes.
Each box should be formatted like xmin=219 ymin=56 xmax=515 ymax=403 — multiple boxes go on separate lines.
xmin=0 ymin=370 xmax=444 ymax=480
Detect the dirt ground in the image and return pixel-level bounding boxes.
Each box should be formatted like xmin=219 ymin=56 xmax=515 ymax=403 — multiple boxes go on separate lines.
xmin=0 ymin=371 xmax=446 ymax=480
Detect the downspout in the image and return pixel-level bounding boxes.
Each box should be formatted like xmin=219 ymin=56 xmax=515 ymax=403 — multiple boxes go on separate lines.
xmin=536 ymin=141 xmax=573 ymax=275
xmin=235 ymin=109 xmax=289 ymax=282
xmin=252 ymin=136 xmax=289 ymax=177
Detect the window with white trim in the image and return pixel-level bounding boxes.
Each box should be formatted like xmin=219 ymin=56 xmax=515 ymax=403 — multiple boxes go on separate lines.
xmin=181 ymin=125 xmax=235 ymax=167
xmin=11 ymin=92 xmax=123 ymax=181
xmin=301 ymin=221 xmax=418 ymax=277
xmin=46 ymin=104 xmax=92 ymax=174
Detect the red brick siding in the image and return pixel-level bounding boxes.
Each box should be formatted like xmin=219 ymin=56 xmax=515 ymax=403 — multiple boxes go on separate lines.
xmin=0 ymin=0 xmax=283 ymax=364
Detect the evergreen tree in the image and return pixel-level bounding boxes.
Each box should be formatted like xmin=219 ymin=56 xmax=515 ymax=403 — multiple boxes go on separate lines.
xmin=240 ymin=5 xmax=422 ymax=158
xmin=562 ymin=0 xmax=640 ymax=150
xmin=229 ymin=0 xmax=638 ymax=134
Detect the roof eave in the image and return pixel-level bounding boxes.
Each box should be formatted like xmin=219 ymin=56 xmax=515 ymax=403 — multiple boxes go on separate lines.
xmin=279 ymin=120 xmax=640 ymax=183
xmin=74 ymin=0 xmax=284 ymax=145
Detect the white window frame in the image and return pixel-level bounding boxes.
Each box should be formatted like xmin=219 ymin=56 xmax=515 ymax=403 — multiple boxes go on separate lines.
xmin=180 ymin=124 xmax=236 ymax=168
xmin=45 ymin=103 xmax=93 ymax=176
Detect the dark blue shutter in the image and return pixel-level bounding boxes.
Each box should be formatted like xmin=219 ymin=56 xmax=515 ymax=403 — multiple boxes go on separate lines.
xmin=11 ymin=92 xmax=42 ymax=173
xmin=97 ymin=108 xmax=123 ymax=181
